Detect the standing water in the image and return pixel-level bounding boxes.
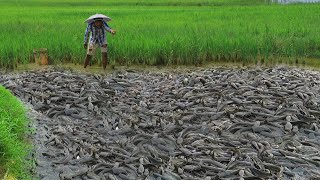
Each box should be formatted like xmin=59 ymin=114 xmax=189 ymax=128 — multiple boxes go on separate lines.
xmin=272 ymin=0 xmax=320 ymax=3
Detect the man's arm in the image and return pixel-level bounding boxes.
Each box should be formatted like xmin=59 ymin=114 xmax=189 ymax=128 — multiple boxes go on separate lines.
xmin=84 ymin=24 xmax=91 ymax=46
xmin=103 ymin=22 xmax=116 ymax=35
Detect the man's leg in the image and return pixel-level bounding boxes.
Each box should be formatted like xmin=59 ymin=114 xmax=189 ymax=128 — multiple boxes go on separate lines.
xmin=84 ymin=43 xmax=97 ymax=68
xmin=84 ymin=54 xmax=92 ymax=68
xmin=101 ymin=44 xmax=108 ymax=70
xmin=84 ymin=44 xmax=93 ymax=68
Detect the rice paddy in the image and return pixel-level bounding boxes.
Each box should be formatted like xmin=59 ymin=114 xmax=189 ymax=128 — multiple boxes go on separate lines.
xmin=0 ymin=0 xmax=319 ymax=68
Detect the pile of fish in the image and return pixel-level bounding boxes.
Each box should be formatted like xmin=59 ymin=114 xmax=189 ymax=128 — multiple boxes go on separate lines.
xmin=1 ymin=67 xmax=320 ymax=180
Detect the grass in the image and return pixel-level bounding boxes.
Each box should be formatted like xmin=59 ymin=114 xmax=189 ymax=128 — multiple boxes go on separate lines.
xmin=0 ymin=86 xmax=32 ymax=179
xmin=0 ymin=0 xmax=319 ymax=68
xmin=0 ymin=0 xmax=273 ymax=7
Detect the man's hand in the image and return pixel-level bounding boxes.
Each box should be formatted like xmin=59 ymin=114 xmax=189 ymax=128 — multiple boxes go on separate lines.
xmin=111 ymin=29 xmax=116 ymax=35
xmin=84 ymin=44 xmax=88 ymax=49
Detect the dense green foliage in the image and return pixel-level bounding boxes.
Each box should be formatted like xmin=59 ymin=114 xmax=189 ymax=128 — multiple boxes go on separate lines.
xmin=0 ymin=0 xmax=319 ymax=67
xmin=0 ymin=86 xmax=32 ymax=179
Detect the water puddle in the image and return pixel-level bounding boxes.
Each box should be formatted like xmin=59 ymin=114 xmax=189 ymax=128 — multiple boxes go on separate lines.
xmin=272 ymin=0 xmax=320 ymax=4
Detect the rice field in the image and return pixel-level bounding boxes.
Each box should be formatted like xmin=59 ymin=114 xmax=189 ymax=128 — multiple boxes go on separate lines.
xmin=0 ymin=0 xmax=319 ymax=68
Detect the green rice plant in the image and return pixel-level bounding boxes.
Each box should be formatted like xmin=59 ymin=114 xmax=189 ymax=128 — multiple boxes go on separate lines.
xmin=0 ymin=0 xmax=319 ymax=68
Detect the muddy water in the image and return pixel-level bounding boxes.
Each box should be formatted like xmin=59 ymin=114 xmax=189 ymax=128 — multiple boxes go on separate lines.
xmin=273 ymin=0 xmax=320 ymax=3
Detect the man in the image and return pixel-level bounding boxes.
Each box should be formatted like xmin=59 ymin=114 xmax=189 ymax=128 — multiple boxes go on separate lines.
xmin=83 ymin=18 xmax=116 ymax=69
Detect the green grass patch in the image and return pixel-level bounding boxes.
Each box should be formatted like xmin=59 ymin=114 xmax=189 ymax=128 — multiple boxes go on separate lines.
xmin=0 ymin=0 xmax=319 ymax=68
xmin=0 ymin=85 xmax=32 ymax=179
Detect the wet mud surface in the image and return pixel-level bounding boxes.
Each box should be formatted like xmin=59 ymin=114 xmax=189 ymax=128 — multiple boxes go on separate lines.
xmin=1 ymin=67 xmax=320 ymax=179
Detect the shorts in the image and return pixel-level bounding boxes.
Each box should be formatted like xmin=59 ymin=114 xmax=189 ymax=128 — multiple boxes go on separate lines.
xmin=87 ymin=43 xmax=108 ymax=56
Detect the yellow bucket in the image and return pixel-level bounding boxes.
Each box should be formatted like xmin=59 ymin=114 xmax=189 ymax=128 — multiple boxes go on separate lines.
xmin=33 ymin=48 xmax=48 ymax=65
